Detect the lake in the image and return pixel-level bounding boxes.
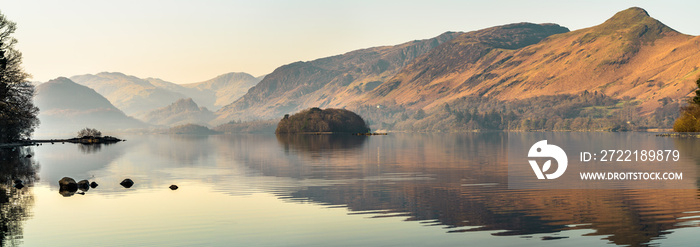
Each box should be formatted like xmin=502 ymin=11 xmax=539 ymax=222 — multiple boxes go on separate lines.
xmin=1 ymin=132 xmax=699 ymax=246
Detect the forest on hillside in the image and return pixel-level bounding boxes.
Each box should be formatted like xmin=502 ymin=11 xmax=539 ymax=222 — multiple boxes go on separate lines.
xmin=352 ymin=92 xmax=680 ymax=132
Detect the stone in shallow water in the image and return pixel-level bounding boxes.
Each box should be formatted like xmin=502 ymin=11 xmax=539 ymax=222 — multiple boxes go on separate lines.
xmin=120 ymin=178 xmax=134 ymax=188
xmin=169 ymin=185 xmax=178 ymax=190
xmin=59 ymin=177 xmax=77 ymax=191
xmin=90 ymin=181 xmax=98 ymax=188
xmin=77 ymin=180 xmax=90 ymax=191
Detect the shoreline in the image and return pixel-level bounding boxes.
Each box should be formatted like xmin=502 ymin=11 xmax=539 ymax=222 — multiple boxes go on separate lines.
xmin=0 ymin=136 xmax=124 ymax=149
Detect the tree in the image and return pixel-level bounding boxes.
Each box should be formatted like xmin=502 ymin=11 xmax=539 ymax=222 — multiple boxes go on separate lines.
xmin=692 ymin=76 xmax=700 ymax=105
xmin=673 ymin=76 xmax=700 ymax=132
xmin=77 ymin=127 xmax=101 ymax=138
xmin=0 ymin=12 xmax=38 ymax=142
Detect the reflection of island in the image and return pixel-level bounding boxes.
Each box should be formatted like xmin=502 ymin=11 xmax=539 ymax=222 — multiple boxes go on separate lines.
xmin=0 ymin=147 xmax=38 ymax=246
xmin=238 ymin=133 xmax=700 ymax=246
xmin=276 ymin=134 xmax=368 ymax=154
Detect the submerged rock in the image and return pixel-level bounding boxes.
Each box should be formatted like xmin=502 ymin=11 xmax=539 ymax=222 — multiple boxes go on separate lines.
xmin=120 ymin=178 xmax=134 ymax=188
xmin=90 ymin=181 xmax=98 ymax=188
xmin=77 ymin=180 xmax=90 ymax=191
xmin=169 ymin=185 xmax=178 ymax=190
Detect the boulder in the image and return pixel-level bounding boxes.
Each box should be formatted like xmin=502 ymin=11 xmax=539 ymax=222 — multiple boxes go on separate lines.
xmin=90 ymin=181 xmax=98 ymax=188
xmin=77 ymin=180 xmax=90 ymax=191
xmin=169 ymin=185 xmax=178 ymax=190
xmin=59 ymin=177 xmax=78 ymax=191
xmin=120 ymin=178 xmax=134 ymax=188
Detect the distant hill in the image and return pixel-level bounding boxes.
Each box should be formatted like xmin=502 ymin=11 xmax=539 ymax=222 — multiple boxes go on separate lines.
xmin=69 ymin=72 xmax=260 ymax=115
xmin=137 ymin=98 xmax=215 ymax=127
xmin=180 ymin=72 xmax=260 ymax=110
xmin=275 ymin=108 xmax=370 ymax=134
xmin=214 ymin=31 xmax=460 ymax=124
xmin=69 ymin=72 xmax=188 ymax=115
xmin=168 ymin=124 xmax=219 ymax=135
xmin=34 ymin=77 xmax=146 ymax=135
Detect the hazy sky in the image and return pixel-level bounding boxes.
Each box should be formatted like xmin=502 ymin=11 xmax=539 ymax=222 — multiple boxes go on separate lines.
xmin=2 ymin=0 xmax=699 ymax=84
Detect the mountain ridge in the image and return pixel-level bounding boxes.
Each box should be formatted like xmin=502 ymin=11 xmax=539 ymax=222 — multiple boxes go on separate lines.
xmin=34 ymin=77 xmax=147 ymax=135
xmin=358 ymin=7 xmax=698 ymax=115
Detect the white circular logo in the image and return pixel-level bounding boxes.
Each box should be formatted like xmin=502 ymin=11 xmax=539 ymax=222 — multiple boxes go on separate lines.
xmin=528 ymin=140 xmax=568 ymax=179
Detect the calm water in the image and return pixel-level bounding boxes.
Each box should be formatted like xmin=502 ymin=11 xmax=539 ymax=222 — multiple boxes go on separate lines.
xmin=1 ymin=132 xmax=699 ymax=246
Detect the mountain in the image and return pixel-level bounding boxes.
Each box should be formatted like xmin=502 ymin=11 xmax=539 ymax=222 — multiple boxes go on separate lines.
xmin=363 ymin=7 xmax=698 ymax=115
xmin=34 ymin=77 xmax=146 ymax=135
xmin=213 ymin=31 xmax=461 ymax=123
xmin=214 ymin=7 xmax=697 ymax=131
xmin=69 ymin=72 xmax=189 ymax=115
xmin=180 ymin=72 xmax=260 ymax=110
xmin=137 ymin=98 xmax=215 ymax=127
xmin=69 ymin=72 xmax=260 ymax=116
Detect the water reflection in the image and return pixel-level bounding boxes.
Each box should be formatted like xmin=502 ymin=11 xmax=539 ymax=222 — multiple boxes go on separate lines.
xmin=77 ymin=143 xmax=102 ymax=153
xmin=246 ymin=133 xmax=700 ymax=246
xmin=276 ymin=134 xmax=368 ymax=154
xmin=0 ymin=147 xmax=38 ymax=246
xmin=22 ymin=133 xmax=700 ymax=246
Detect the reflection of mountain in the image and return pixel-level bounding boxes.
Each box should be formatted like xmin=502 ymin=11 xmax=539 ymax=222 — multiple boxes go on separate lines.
xmin=0 ymin=147 xmax=38 ymax=246
xmin=237 ymin=133 xmax=700 ymax=246
xmin=34 ymin=77 xmax=147 ymax=135
xmin=33 ymin=139 xmax=130 ymax=186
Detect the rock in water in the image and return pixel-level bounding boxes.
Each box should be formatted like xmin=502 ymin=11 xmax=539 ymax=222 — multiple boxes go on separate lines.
xmin=14 ymin=183 xmax=24 ymax=189
xmin=90 ymin=181 xmax=98 ymax=188
xmin=120 ymin=178 xmax=134 ymax=188
xmin=59 ymin=177 xmax=78 ymax=191
xmin=169 ymin=185 xmax=178 ymax=190
xmin=77 ymin=180 xmax=90 ymax=191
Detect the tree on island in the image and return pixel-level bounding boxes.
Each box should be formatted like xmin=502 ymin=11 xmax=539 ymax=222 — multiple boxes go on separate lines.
xmin=77 ymin=127 xmax=102 ymax=138
xmin=673 ymin=76 xmax=700 ymax=132
xmin=276 ymin=107 xmax=370 ymax=134
xmin=0 ymin=12 xmax=38 ymax=142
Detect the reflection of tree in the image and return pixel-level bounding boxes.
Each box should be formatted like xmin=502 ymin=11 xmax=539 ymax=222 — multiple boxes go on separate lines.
xmin=0 ymin=147 xmax=38 ymax=246
xmin=77 ymin=143 xmax=102 ymax=154
xmin=276 ymin=134 xmax=368 ymax=155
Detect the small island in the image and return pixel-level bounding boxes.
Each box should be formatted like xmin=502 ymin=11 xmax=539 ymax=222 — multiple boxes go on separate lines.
xmin=169 ymin=124 xmax=219 ymax=135
xmin=276 ymin=107 xmax=371 ymax=134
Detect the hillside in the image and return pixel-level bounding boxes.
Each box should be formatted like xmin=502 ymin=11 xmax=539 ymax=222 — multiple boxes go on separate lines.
xmin=181 ymin=72 xmax=260 ymax=109
xmin=213 ymin=31 xmax=460 ymax=124
xmin=69 ymin=72 xmax=188 ymax=115
xmin=137 ymin=98 xmax=215 ymax=127
xmin=362 ymin=7 xmax=698 ymax=116
xmin=34 ymin=77 xmax=146 ymax=135
xmin=69 ymin=72 xmax=259 ymax=115
xmin=212 ymin=7 xmax=700 ymax=131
